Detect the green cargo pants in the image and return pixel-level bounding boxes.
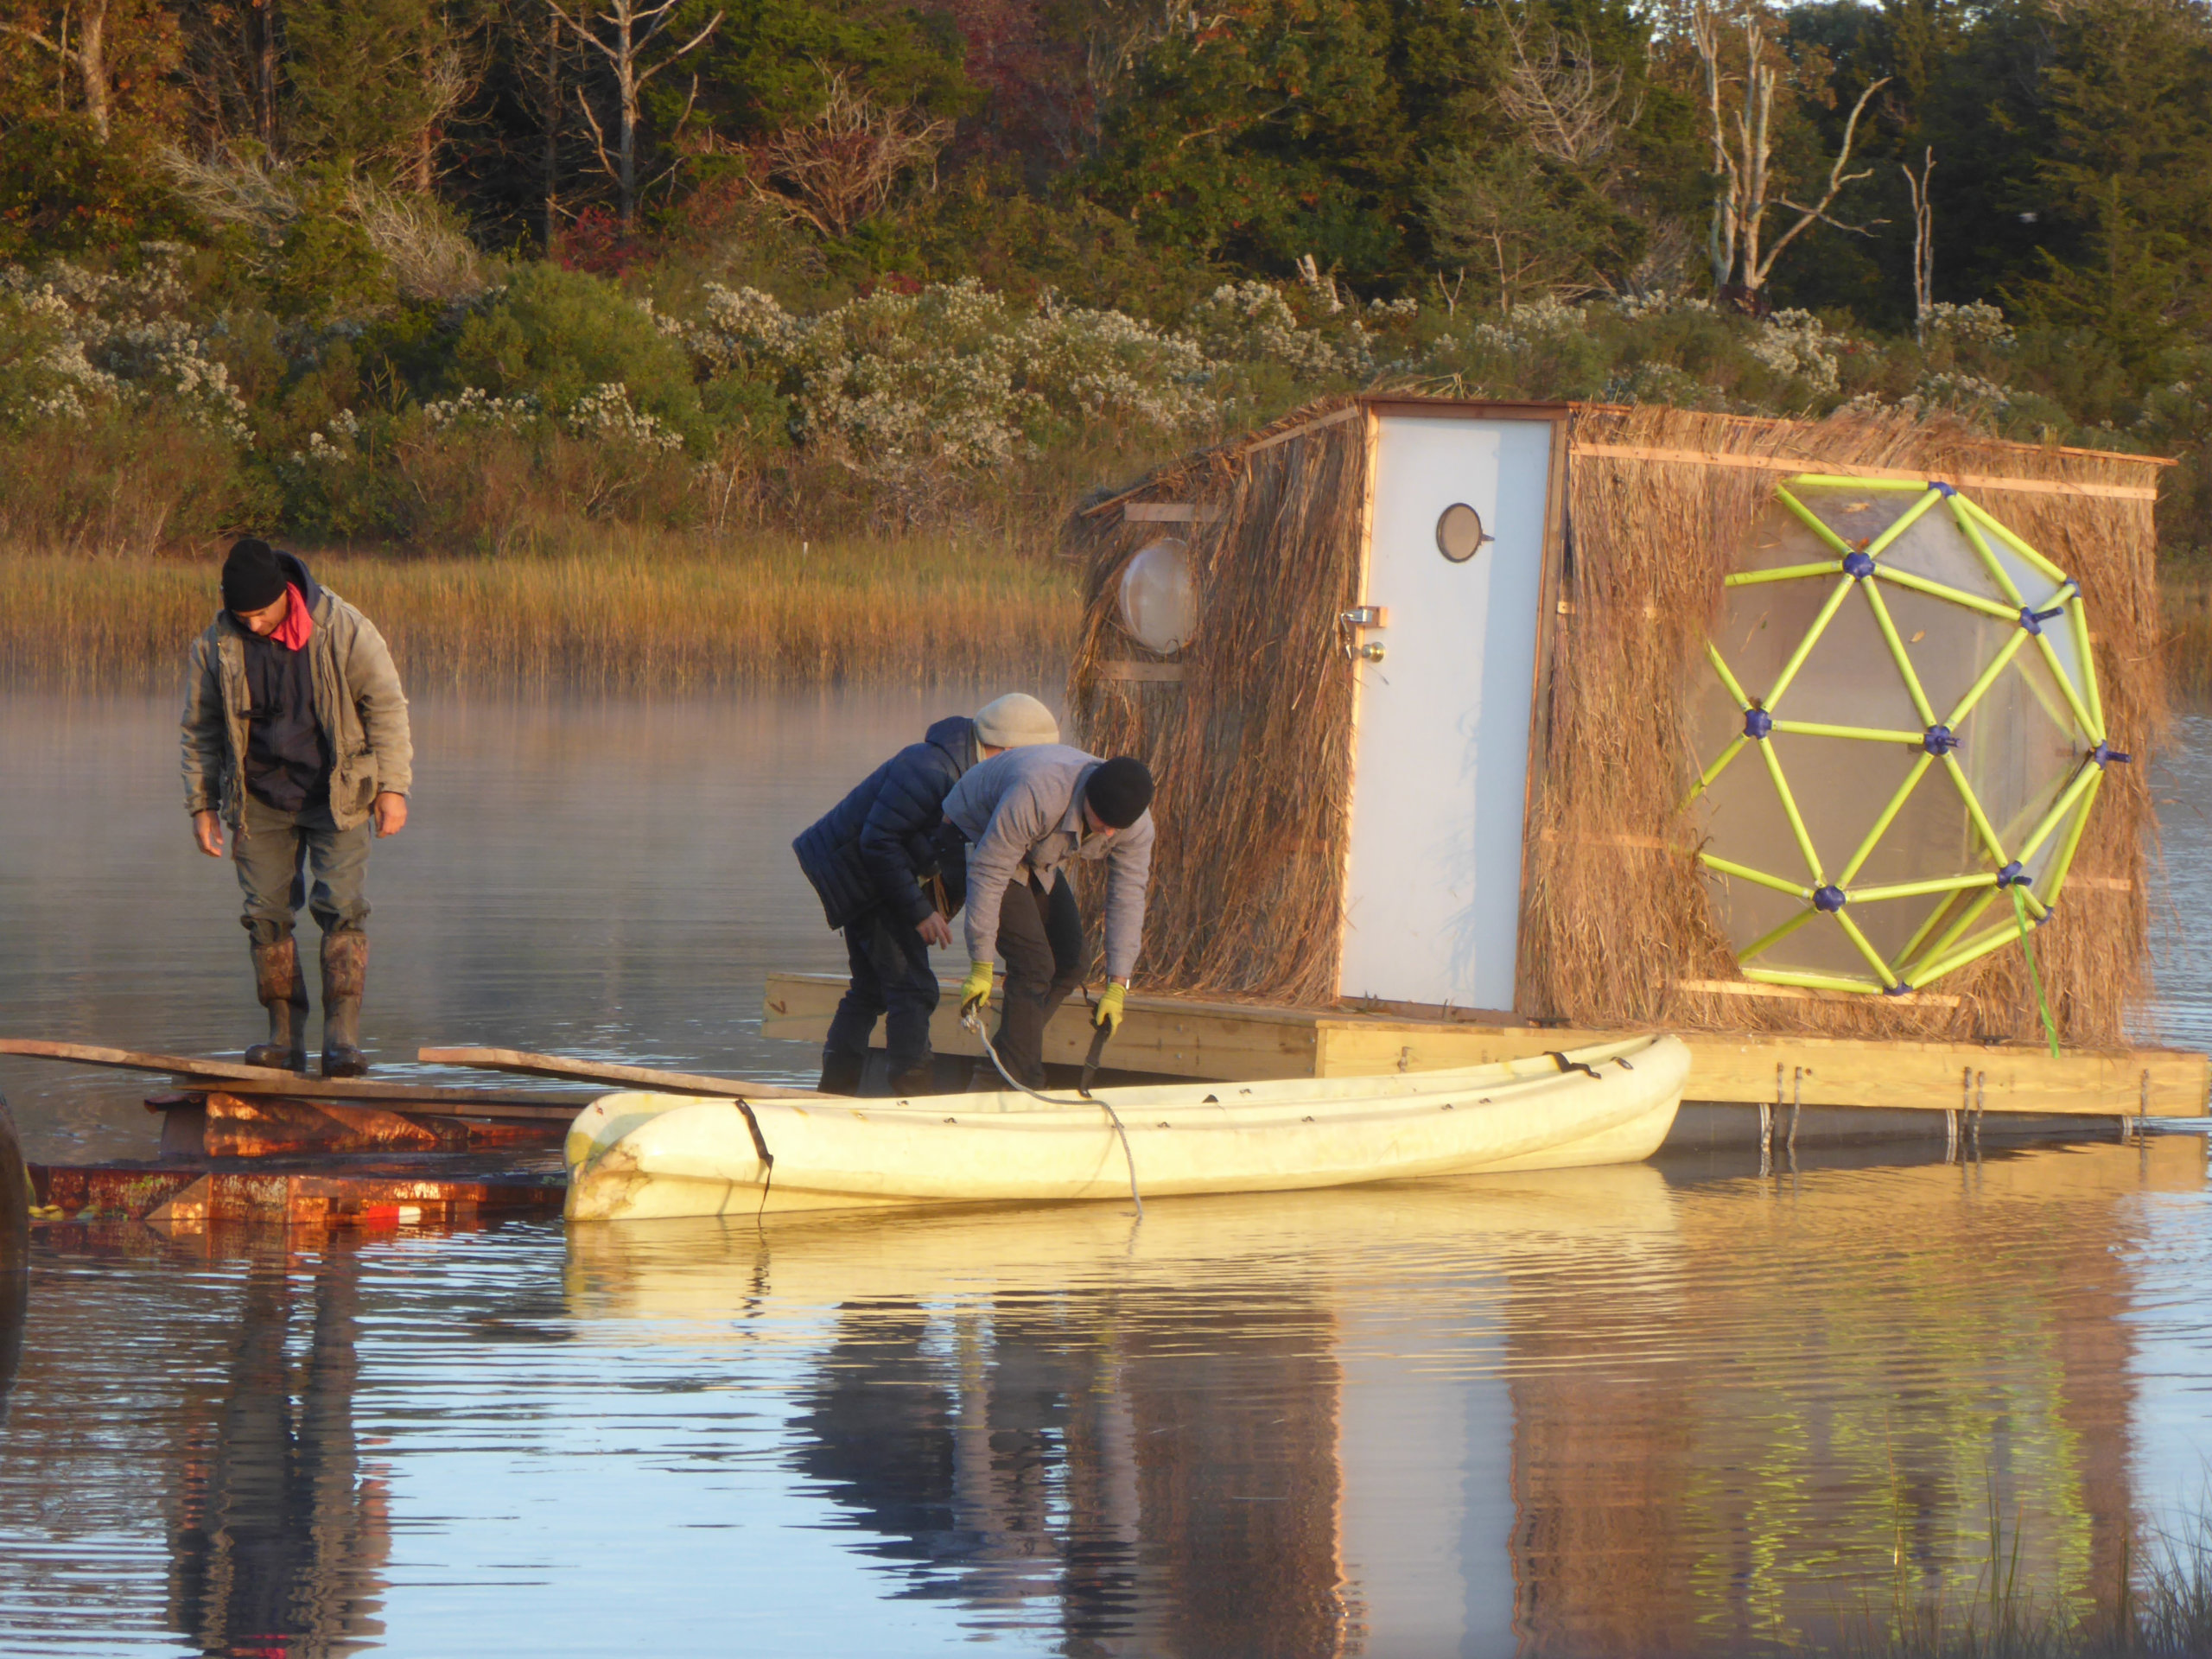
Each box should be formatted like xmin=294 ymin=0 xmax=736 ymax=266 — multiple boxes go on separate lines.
xmin=233 ymin=793 xmax=372 ymax=948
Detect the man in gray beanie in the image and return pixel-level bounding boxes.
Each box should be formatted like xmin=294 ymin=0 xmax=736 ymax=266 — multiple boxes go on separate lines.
xmin=182 ymin=537 xmax=413 ymax=1077
xmin=794 ymin=693 xmax=1060 ymax=1096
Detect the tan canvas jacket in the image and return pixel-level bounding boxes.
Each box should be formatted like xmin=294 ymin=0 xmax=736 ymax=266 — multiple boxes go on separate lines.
xmin=180 ymin=585 xmax=413 ymax=833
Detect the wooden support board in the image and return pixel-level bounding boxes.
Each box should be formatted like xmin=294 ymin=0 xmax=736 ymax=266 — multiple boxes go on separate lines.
xmin=765 ymin=973 xmax=1323 ymax=1081
xmin=761 ymin=972 xmax=2210 ymax=1118
xmin=416 ymin=1047 xmax=824 ymax=1100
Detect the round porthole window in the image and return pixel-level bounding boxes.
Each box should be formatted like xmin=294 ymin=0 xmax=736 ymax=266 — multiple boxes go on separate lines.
xmin=1437 ymin=503 xmax=1490 ymax=563
xmin=1118 ymin=538 xmax=1197 ymax=654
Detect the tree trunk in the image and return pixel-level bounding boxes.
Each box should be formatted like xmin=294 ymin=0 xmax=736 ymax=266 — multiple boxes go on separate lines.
xmin=253 ymin=0 xmax=279 ymax=151
xmin=543 ymin=6 xmax=563 ymax=247
xmin=79 ymin=0 xmax=110 ymax=140
xmin=615 ymin=0 xmax=636 ymax=229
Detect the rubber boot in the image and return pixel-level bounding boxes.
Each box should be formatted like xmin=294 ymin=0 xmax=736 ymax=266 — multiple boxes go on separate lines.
xmin=817 ymin=1047 xmax=867 ymax=1096
xmin=321 ymin=931 xmax=370 ymax=1078
xmin=244 ymin=938 xmax=309 ymax=1072
xmin=887 ymin=1058 xmax=934 ymax=1098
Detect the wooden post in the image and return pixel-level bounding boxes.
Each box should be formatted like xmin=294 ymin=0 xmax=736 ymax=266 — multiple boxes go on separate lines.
xmin=0 ymin=1095 xmax=28 ymax=1276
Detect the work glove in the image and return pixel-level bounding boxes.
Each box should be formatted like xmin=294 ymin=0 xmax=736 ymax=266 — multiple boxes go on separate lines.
xmin=1092 ymin=982 xmax=1126 ymax=1037
xmin=959 ymin=959 xmax=995 ymax=1019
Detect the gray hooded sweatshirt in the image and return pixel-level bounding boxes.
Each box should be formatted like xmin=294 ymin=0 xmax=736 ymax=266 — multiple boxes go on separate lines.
xmin=943 ymin=743 xmax=1155 ymax=981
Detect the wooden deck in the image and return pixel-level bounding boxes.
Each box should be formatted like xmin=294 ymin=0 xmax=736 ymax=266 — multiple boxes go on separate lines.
xmin=762 ymin=973 xmax=2210 ymax=1119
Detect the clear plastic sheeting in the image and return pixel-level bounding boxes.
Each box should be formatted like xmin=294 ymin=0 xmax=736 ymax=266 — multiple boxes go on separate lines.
xmin=1691 ymin=478 xmax=2112 ymax=997
xmin=1118 ymin=537 xmax=1197 ymax=654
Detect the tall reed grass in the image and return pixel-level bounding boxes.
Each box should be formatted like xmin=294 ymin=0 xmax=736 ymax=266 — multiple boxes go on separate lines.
xmin=0 ymin=531 xmax=1079 ymax=691
xmin=1835 ymin=1499 xmax=2212 ymax=1659
xmin=2164 ymin=571 xmax=2212 ymax=705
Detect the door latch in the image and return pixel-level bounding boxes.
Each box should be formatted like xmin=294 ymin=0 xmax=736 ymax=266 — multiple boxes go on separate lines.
xmin=1338 ymin=605 xmax=1389 ymax=662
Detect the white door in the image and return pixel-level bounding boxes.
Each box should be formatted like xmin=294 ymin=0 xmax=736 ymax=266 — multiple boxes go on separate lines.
xmin=1338 ymin=413 xmax=1555 ymax=1011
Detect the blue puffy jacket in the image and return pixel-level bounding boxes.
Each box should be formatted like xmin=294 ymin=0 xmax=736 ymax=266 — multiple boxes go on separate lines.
xmin=794 ymin=715 xmax=976 ymax=931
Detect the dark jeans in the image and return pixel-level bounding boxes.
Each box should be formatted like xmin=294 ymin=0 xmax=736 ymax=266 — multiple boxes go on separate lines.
xmin=824 ymin=909 xmax=939 ymax=1076
xmin=992 ymin=873 xmax=1085 ymax=1089
xmin=233 ymin=793 xmax=371 ymax=949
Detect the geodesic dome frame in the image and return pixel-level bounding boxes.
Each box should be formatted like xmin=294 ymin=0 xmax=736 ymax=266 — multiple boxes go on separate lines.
xmin=1693 ymin=474 xmax=2128 ymax=1001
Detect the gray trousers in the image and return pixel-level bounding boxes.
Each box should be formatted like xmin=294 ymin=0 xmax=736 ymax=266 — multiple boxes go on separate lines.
xmin=992 ymin=873 xmax=1085 ymax=1089
xmin=234 ymin=793 xmax=372 ymax=948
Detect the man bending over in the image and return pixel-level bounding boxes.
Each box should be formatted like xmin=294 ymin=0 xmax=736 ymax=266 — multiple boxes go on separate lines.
xmin=944 ymin=747 xmax=1154 ymax=1090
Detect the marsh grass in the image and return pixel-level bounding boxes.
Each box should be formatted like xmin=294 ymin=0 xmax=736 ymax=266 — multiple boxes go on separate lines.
xmin=0 ymin=530 xmax=1079 ymax=691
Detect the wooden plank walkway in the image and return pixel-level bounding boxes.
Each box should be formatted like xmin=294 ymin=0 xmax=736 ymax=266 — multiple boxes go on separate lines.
xmin=763 ymin=972 xmax=2211 ymax=1118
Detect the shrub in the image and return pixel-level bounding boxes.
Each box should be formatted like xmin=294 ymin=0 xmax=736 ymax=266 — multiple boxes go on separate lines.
xmin=0 ymin=118 xmax=194 ymax=261
xmin=450 ymin=264 xmax=705 ymax=447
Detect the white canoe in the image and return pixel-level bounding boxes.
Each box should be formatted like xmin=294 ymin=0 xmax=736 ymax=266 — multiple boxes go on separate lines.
xmin=563 ymin=1034 xmax=1689 ymax=1223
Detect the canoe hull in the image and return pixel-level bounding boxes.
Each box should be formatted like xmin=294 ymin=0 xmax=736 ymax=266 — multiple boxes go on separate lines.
xmin=566 ymin=1035 xmax=1689 ymax=1223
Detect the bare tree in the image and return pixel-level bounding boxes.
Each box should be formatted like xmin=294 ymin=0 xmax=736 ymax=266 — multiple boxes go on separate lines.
xmin=1493 ymin=2 xmax=1639 ymax=171
xmin=1 ymin=0 xmax=116 ymax=137
xmin=751 ymin=71 xmax=950 ymax=239
xmin=1904 ymin=145 xmax=1936 ymax=345
xmin=548 ymin=0 xmax=721 ymax=228
xmin=1690 ymin=0 xmax=1890 ymax=303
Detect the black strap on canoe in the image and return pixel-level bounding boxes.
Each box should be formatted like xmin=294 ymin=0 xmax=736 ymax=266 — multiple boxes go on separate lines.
xmin=732 ymin=1096 xmax=775 ymax=1217
xmin=1547 ymin=1051 xmax=1602 ymax=1079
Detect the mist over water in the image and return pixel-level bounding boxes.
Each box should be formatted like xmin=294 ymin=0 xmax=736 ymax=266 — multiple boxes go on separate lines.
xmin=3 ymin=693 xmax=2212 ymax=1656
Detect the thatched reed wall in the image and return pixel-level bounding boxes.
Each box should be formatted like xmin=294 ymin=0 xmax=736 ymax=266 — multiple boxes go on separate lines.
xmin=1066 ymin=398 xmax=2168 ymax=1046
xmin=1068 ymin=398 xmax=1365 ymax=1006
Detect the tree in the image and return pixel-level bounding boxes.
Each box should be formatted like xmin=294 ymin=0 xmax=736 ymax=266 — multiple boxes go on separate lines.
xmin=2010 ymin=0 xmax=2212 ymax=369
xmin=550 ymin=0 xmax=723 ymax=226
xmin=1084 ymin=0 xmax=1417 ymax=281
xmin=750 ymin=68 xmax=950 ymax=237
xmin=1688 ymin=0 xmax=1890 ymax=302
xmin=283 ymin=0 xmax=480 ymax=186
xmin=1422 ymin=142 xmax=1611 ymax=308
xmin=0 ymin=0 xmax=179 ymax=139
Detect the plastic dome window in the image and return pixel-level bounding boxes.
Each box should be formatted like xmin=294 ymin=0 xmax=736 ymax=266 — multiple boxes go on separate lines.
xmin=1691 ymin=475 xmax=2118 ymax=1001
xmin=1119 ymin=538 xmax=1197 ymax=654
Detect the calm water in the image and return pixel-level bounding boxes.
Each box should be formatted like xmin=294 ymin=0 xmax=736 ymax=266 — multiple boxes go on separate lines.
xmin=3 ymin=694 xmax=2212 ymax=1657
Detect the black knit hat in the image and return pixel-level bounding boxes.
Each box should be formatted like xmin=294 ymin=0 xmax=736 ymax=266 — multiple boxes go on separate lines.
xmin=1084 ymin=757 xmax=1154 ymax=829
xmin=222 ymin=537 xmax=288 ymax=614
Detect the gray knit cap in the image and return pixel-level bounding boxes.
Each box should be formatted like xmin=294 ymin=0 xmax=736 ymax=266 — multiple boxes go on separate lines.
xmin=973 ymin=692 xmax=1060 ymax=749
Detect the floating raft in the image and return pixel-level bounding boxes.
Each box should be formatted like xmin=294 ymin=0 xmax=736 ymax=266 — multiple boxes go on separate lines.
xmin=762 ymin=973 xmax=2209 ymax=1121
xmin=2 ymin=1041 xmax=582 ymax=1229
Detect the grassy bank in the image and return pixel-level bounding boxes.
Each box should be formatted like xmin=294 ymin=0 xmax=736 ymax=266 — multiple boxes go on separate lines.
xmin=0 ymin=534 xmax=1080 ymax=692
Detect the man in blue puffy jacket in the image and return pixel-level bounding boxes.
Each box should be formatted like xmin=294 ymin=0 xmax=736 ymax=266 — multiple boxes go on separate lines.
xmin=794 ymin=694 xmax=1060 ymax=1095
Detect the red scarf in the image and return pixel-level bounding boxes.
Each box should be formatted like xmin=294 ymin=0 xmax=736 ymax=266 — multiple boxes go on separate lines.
xmin=271 ymin=583 xmax=315 ymax=651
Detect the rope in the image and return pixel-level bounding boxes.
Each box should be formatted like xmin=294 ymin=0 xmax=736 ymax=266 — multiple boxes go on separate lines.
xmin=2012 ymin=887 xmax=2062 ymax=1058
xmin=961 ymin=1007 xmax=1142 ymax=1217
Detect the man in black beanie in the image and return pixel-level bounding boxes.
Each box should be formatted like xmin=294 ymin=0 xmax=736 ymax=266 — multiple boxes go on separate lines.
xmin=941 ymin=745 xmax=1156 ymax=1089
xmin=181 ymin=537 xmax=413 ymax=1076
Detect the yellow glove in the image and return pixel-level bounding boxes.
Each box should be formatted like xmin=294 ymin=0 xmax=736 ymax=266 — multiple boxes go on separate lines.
xmin=959 ymin=960 xmax=995 ymax=1018
xmin=1093 ymin=982 xmax=1126 ymax=1036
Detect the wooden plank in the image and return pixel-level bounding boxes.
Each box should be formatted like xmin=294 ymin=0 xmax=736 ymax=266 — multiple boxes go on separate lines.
xmin=1318 ymin=1020 xmax=2209 ymax=1117
xmin=1245 ymin=402 xmax=1364 ymax=455
xmin=1567 ymin=442 xmax=2162 ymax=502
xmin=1097 ymin=661 xmax=1186 ymax=683
xmin=1675 ymin=979 xmax=1961 ymax=1009
xmin=0 ymin=1039 xmax=581 ymax=1116
xmin=416 ymin=1046 xmax=825 ymax=1100
xmin=1123 ymin=503 xmax=1224 ymax=524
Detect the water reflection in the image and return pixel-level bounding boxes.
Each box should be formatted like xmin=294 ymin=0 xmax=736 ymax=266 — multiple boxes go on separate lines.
xmin=563 ymin=1145 xmax=2199 ymax=1656
xmin=166 ymin=1239 xmax=388 ymax=1657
